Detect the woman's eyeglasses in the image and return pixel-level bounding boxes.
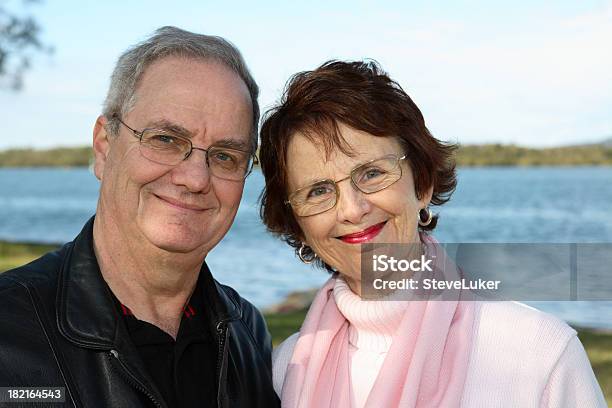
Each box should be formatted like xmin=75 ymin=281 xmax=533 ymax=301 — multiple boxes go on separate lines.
xmin=285 ymin=154 xmax=406 ymax=217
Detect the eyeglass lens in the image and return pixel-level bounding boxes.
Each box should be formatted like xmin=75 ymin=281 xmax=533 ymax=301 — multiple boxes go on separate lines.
xmin=138 ymin=130 xmax=253 ymax=181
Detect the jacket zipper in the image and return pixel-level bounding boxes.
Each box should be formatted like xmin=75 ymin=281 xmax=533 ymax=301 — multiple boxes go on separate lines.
xmin=109 ymin=349 xmax=164 ymax=408
xmin=216 ymin=320 xmax=230 ymax=407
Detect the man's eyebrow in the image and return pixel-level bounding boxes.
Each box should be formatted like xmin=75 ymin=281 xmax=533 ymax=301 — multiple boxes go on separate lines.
xmin=145 ymin=120 xmax=193 ymax=138
xmin=142 ymin=120 xmax=250 ymax=150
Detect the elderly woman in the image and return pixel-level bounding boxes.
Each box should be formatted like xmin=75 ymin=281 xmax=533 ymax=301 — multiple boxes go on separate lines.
xmin=258 ymin=60 xmax=605 ymax=407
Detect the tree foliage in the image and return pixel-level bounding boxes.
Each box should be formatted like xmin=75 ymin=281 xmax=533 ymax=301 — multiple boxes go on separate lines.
xmin=0 ymin=0 xmax=52 ymax=90
xmin=0 ymin=146 xmax=92 ymax=167
xmin=1 ymin=143 xmax=612 ymax=168
xmin=456 ymin=144 xmax=612 ymax=166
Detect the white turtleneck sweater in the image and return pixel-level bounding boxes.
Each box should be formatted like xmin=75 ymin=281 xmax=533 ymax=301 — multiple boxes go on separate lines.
xmin=333 ymin=277 xmax=409 ymax=406
xmin=273 ymin=278 xmax=607 ymax=407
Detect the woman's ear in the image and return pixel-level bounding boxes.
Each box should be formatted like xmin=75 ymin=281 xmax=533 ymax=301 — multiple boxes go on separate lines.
xmin=419 ymin=184 xmax=434 ymax=208
xmin=92 ymin=115 xmax=111 ymax=181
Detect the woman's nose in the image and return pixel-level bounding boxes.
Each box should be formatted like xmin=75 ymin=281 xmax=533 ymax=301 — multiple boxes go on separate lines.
xmin=335 ymin=181 xmax=372 ymax=224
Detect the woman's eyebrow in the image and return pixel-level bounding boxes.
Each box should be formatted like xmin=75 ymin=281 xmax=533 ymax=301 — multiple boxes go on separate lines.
xmin=295 ymin=177 xmax=334 ymax=191
xmin=293 ymin=156 xmax=386 ymax=190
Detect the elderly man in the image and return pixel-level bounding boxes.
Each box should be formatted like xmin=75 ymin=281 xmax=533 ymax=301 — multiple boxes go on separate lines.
xmin=0 ymin=27 xmax=278 ymax=407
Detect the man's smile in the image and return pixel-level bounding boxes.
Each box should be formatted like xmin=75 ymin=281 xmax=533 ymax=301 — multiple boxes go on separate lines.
xmin=154 ymin=193 xmax=209 ymax=212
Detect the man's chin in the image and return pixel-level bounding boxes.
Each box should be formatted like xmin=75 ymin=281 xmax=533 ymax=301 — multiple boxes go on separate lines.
xmin=141 ymin=224 xmax=209 ymax=255
xmin=157 ymin=243 xmax=202 ymax=254
xmin=150 ymin=236 xmax=207 ymax=255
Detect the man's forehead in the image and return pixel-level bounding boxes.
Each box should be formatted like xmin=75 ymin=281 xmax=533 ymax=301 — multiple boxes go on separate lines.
xmin=132 ymin=58 xmax=250 ymax=110
xmin=125 ymin=58 xmax=253 ymax=146
xmin=137 ymin=56 xmax=249 ymax=96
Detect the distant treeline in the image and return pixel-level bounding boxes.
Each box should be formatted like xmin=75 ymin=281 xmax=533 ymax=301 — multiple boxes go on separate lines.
xmin=1 ymin=144 xmax=612 ymax=167
xmin=456 ymin=144 xmax=612 ymax=166
xmin=0 ymin=147 xmax=92 ymax=167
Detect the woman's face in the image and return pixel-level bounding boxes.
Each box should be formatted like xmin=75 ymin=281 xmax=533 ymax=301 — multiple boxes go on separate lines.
xmin=285 ymin=123 xmax=432 ymax=292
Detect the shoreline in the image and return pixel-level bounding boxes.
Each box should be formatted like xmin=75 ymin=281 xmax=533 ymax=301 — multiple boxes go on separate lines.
xmin=2 ymin=239 xmax=612 ymax=331
xmin=265 ymin=286 xmax=612 ymax=331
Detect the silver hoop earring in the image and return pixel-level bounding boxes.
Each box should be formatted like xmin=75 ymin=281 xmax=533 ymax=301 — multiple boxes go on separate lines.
xmin=298 ymin=243 xmax=316 ymax=264
xmin=418 ymin=207 xmax=433 ymax=227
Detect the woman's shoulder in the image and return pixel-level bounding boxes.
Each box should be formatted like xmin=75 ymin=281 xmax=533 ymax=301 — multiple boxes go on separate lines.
xmin=475 ymin=301 xmax=576 ymax=341
xmin=471 ymin=301 xmax=578 ymax=372
xmin=273 ymin=332 xmax=300 ymax=363
xmin=465 ymin=302 xmax=606 ymax=406
xmin=272 ymin=332 xmax=300 ymax=396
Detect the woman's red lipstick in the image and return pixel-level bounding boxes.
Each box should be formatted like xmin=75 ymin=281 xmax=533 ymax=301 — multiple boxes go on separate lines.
xmin=338 ymin=221 xmax=386 ymax=244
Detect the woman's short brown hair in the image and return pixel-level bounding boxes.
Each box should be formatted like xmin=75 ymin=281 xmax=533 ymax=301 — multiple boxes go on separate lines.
xmin=259 ymin=60 xmax=457 ymax=270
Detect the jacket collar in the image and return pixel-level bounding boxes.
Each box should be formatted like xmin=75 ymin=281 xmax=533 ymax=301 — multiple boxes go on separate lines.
xmin=56 ymin=216 xmax=240 ymax=349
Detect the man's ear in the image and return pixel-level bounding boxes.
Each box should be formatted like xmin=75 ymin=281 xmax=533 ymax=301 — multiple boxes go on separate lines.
xmin=92 ymin=115 xmax=111 ymax=181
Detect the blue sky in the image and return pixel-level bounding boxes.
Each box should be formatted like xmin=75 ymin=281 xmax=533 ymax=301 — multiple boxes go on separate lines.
xmin=1 ymin=0 xmax=610 ymax=149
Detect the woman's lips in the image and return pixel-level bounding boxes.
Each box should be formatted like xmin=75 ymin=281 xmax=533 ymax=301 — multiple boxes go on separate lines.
xmin=337 ymin=221 xmax=387 ymax=244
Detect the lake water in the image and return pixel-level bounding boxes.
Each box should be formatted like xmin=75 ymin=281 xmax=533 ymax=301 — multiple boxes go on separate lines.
xmin=1 ymin=167 xmax=611 ymax=329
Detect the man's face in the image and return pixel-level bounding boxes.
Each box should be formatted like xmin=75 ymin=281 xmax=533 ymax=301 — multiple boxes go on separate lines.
xmin=94 ymin=56 xmax=253 ymax=255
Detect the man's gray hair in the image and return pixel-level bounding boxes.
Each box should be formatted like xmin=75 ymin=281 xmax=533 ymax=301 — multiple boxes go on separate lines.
xmin=103 ymin=26 xmax=259 ymax=152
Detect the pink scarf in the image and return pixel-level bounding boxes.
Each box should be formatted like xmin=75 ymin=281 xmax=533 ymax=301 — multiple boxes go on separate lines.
xmin=281 ymin=235 xmax=476 ymax=408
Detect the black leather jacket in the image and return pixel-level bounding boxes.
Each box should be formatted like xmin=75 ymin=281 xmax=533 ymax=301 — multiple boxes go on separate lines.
xmin=0 ymin=218 xmax=279 ymax=408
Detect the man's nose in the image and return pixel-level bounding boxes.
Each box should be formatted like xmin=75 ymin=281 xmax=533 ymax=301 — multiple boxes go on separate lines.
xmin=335 ymin=181 xmax=372 ymax=224
xmin=170 ymin=149 xmax=212 ymax=193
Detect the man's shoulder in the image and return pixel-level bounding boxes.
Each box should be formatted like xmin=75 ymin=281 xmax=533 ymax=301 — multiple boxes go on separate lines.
xmin=215 ymin=281 xmax=271 ymax=348
xmin=0 ymin=244 xmax=69 ymax=297
xmin=216 ymin=282 xmax=265 ymax=325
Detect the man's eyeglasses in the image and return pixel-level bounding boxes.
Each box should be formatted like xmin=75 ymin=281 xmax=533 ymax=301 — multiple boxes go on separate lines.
xmin=113 ymin=116 xmax=257 ymax=181
xmin=285 ymin=154 xmax=407 ymax=217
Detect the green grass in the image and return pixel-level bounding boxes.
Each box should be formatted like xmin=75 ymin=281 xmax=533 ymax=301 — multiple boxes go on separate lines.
xmin=578 ymin=329 xmax=612 ymax=404
xmin=0 ymin=241 xmax=59 ymax=272
xmin=265 ymin=308 xmax=308 ymax=346
xmin=2 ymin=241 xmax=610 ymax=403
